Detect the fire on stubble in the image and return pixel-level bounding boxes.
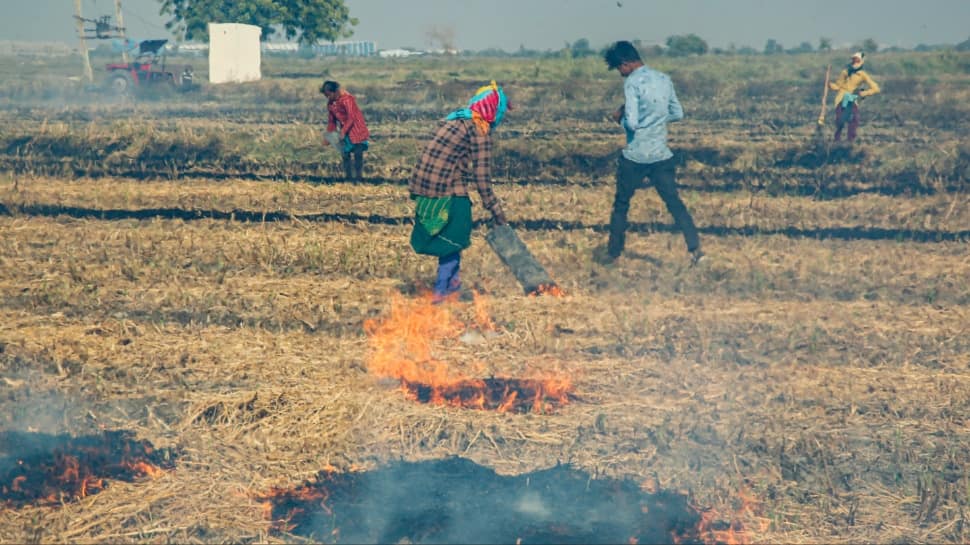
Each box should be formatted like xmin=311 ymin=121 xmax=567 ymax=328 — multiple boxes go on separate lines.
xmin=0 ymin=430 xmax=174 ymax=508
xmin=363 ymin=292 xmax=573 ymax=413
xmin=529 ymin=283 xmax=566 ymax=297
xmin=685 ymin=485 xmax=769 ymax=545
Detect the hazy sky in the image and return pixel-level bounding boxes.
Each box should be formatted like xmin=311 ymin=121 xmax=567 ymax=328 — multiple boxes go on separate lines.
xmin=2 ymin=0 xmax=968 ymax=51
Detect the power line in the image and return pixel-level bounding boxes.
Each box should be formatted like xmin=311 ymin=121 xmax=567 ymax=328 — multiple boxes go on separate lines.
xmin=86 ymin=0 xmax=170 ymax=35
xmin=125 ymin=9 xmax=169 ymax=33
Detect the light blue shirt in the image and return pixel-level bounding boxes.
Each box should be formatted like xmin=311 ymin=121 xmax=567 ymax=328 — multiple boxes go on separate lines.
xmin=621 ymin=65 xmax=684 ymax=164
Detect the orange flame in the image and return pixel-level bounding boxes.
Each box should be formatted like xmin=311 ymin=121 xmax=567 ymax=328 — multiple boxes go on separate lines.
xmin=363 ymin=292 xmax=465 ymax=387
xmin=59 ymin=455 xmax=80 ymax=483
xmin=529 ymin=283 xmax=565 ymax=297
xmin=471 ymin=291 xmax=496 ymax=331
xmin=1 ymin=432 xmax=174 ymax=508
xmin=79 ymin=476 xmax=104 ymax=497
xmin=257 ymin=476 xmax=335 ymax=533
xmin=125 ymin=460 xmax=165 ymax=479
xmin=694 ymin=487 xmax=769 ymax=545
xmin=364 ymin=293 xmax=573 ymax=412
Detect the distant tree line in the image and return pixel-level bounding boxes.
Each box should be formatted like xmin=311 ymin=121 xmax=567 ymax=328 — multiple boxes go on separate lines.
xmin=150 ymin=1 xmax=969 ymax=57
xmin=462 ymin=34 xmax=970 ymax=58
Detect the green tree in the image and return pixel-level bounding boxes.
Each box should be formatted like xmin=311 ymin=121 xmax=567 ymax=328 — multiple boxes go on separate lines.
xmin=818 ymin=37 xmax=832 ymax=51
xmin=569 ymin=38 xmax=595 ymax=58
xmin=665 ymin=34 xmax=709 ymax=57
xmin=861 ymin=37 xmax=879 ymax=52
xmin=158 ymin=0 xmax=357 ymax=45
xmin=763 ymin=38 xmax=784 ymax=55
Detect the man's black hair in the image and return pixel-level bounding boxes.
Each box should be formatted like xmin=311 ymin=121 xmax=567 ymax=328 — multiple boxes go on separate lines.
xmin=603 ymin=40 xmax=642 ymax=69
xmin=320 ymin=80 xmax=340 ymax=94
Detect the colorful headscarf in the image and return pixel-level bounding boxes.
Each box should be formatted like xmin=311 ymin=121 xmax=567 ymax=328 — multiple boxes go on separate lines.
xmin=445 ymin=81 xmax=509 ymax=135
xmin=848 ymin=52 xmax=865 ymax=76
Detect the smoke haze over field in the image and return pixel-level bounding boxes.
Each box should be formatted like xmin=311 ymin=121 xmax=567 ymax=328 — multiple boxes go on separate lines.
xmin=0 ymin=0 xmax=968 ymax=51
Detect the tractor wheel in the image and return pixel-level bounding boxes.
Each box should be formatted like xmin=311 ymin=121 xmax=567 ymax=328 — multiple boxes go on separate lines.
xmin=107 ymin=72 xmax=134 ymax=95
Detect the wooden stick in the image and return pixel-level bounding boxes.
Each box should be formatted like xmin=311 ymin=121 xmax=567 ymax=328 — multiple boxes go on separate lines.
xmin=817 ymin=64 xmax=831 ymax=126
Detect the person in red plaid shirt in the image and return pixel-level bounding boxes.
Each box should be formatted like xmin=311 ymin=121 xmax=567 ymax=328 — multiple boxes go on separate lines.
xmin=409 ymin=81 xmax=511 ymax=303
xmin=320 ymin=80 xmax=370 ymax=180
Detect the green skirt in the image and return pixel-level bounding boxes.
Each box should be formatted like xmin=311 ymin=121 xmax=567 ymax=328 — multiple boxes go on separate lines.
xmin=410 ymin=196 xmax=472 ymax=257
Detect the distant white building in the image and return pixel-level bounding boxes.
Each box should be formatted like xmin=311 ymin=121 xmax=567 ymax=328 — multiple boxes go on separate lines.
xmin=173 ymin=40 xmax=378 ymax=58
xmin=0 ymin=41 xmax=73 ymax=56
xmin=262 ymin=42 xmax=298 ymax=54
xmin=173 ymin=43 xmax=207 ymax=56
xmin=311 ymin=41 xmax=377 ymax=56
xmin=378 ymin=48 xmax=424 ymax=58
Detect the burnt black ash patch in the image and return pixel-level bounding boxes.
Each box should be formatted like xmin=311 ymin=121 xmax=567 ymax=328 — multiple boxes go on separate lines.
xmin=260 ymin=457 xmax=705 ymax=544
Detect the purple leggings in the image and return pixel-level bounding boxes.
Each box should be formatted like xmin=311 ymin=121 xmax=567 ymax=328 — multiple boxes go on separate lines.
xmin=834 ymin=103 xmax=860 ymax=141
xmin=433 ymin=253 xmax=461 ymax=297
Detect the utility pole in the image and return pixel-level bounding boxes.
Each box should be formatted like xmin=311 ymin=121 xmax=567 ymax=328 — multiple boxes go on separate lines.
xmin=74 ymin=0 xmax=94 ymax=83
xmin=114 ymin=0 xmax=129 ymax=63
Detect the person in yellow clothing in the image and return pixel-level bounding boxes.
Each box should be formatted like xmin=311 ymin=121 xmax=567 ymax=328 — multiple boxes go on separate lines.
xmin=830 ymin=52 xmax=880 ymax=142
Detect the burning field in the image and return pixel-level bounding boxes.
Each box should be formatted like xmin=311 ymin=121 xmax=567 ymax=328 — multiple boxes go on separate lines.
xmin=0 ymin=51 xmax=968 ymax=543
xmin=364 ymin=293 xmax=575 ymax=414
xmin=0 ymin=430 xmax=176 ymax=508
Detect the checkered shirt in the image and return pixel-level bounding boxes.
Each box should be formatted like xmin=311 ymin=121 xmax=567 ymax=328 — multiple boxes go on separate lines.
xmin=408 ymin=119 xmax=505 ymax=222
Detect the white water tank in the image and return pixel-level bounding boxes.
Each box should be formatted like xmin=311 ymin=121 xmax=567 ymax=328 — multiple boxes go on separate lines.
xmin=208 ymin=23 xmax=261 ymax=83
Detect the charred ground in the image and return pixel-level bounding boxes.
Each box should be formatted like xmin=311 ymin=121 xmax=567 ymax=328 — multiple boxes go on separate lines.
xmin=0 ymin=51 xmax=967 ymax=543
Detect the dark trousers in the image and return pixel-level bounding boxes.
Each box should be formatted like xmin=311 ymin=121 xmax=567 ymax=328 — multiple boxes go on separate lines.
xmin=342 ymin=143 xmax=366 ymax=179
xmin=608 ymin=155 xmax=700 ymax=258
xmin=834 ymin=103 xmax=860 ymax=142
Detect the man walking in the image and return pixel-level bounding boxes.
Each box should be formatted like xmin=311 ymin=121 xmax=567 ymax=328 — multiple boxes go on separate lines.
xmin=597 ymin=40 xmax=702 ymax=266
xmin=408 ymin=81 xmax=510 ymax=303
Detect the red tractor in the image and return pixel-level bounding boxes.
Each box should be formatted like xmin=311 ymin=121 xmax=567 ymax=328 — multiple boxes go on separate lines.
xmin=105 ymin=39 xmax=195 ymax=95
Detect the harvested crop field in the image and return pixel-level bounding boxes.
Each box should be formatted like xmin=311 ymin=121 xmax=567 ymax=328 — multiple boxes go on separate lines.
xmin=0 ymin=52 xmax=968 ymax=543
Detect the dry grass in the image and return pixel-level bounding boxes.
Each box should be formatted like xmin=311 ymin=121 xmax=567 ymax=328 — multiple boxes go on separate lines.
xmin=1 ymin=172 xmax=968 ymax=544
xmin=1 ymin=51 xmax=969 ymax=544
